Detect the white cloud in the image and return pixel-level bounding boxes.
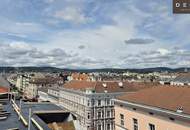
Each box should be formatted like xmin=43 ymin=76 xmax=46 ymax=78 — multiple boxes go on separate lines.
xmin=0 ymin=0 xmax=190 ymax=68
xmin=157 ymin=48 xmax=170 ymax=55
xmin=0 ymin=42 xmax=110 ymax=68
xmin=54 ymin=7 xmax=90 ymax=24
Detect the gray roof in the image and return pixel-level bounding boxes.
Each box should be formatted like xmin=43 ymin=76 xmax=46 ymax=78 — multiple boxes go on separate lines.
xmin=0 ymin=75 xmax=10 ymax=88
xmin=173 ymin=73 xmax=190 ymax=83
xmin=0 ymin=101 xmax=67 ymax=130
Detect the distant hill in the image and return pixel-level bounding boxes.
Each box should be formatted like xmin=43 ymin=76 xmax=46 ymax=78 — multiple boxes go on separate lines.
xmin=73 ymin=67 xmax=190 ymax=73
xmin=0 ymin=67 xmax=64 ymax=73
xmin=0 ymin=66 xmax=189 ymax=73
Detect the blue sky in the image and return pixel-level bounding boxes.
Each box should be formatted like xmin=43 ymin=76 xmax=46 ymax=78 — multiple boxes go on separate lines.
xmin=0 ymin=0 xmax=189 ymax=68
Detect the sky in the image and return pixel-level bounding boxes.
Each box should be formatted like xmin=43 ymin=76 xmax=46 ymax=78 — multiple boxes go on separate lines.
xmin=0 ymin=0 xmax=190 ymax=69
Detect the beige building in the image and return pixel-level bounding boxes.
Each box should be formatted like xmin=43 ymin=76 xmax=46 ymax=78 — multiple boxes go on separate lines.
xmin=114 ymin=86 xmax=190 ymax=130
xmin=16 ymin=74 xmax=30 ymax=92
xmin=25 ymin=76 xmax=63 ymax=99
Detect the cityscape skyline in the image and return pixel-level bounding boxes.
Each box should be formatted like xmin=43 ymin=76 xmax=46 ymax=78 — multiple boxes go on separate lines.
xmin=0 ymin=0 xmax=189 ymax=68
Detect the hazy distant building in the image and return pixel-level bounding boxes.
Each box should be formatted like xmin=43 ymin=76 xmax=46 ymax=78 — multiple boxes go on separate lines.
xmin=68 ymin=73 xmax=95 ymax=81
xmin=171 ymin=73 xmax=190 ymax=86
xmin=25 ymin=76 xmax=63 ymax=100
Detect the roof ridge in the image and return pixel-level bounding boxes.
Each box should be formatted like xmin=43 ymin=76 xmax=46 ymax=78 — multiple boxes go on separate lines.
xmin=93 ymin=81 xmax=98 ymax=91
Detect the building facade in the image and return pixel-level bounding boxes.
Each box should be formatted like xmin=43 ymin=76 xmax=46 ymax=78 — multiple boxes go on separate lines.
xmin=58 ymin=80 xmax=138 ymax=130
xmin=114 ymin=86 xmax=190 ymax=130
xmin=16 ymin=74 xmax=30 ymax=92
xmin=59 ymin=88 xmax=115 ymax=130
xmin=24 ymin=75 xmax=64 ymax=100
xmin=170 ymin=73 xmax=190 ymax=86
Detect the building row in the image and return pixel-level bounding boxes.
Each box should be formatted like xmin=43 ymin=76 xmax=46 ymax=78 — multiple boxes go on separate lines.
xmin=8 ymin=72 xmax=190 ymax=130
xmin=38 ymin=80 xmax=190 ymax=130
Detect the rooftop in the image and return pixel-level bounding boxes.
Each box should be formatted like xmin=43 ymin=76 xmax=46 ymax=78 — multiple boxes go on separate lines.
xmin=0 ymin=101 xmax=76 ymax=130
xmin=173 ymin=73 xmax=190 ymax=83
xmin=29 ymin=77 xmax=61 ymax=84
xmin=0 ymin=86 xmax=9 ymax=93
xmin=117 ymin=86 xmax=190 ymax=115
xmin=63 ymin=80 xmax=156 ymax=93
xmin=0 ymin=75 xmax=11 ymax=88
xmin=71 ymin=73 xmax=90 ymax=81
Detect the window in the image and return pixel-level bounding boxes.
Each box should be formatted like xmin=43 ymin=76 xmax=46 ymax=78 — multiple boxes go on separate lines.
xmin=98 ymin=124 xmax=101 ymax=130
xmin=120 ymin=114 xmax=124 ymax=126
xmin=107 ymin=99 xmax=110 ymax=105
xmin=107 ymin=124 xmax=111 ymax=130
xmin=133 ymin=118 xmax=138 ymax=130
xmin=107 ymin=111 xmax=111 ymax=118
xmin=87 ymin=113 xmax=90 ymax=119
xmin=98 ymin=112 xmax=101 ymax=119
xmin=92 ymin=99 xmax=95 ymax=106
xmin=149 ymin=123 xmax=155 ymax=130
xmin=98 ymin=100 xmax=101 ymax=106
xmin=87 ymin=100 xmax=90 ymax=106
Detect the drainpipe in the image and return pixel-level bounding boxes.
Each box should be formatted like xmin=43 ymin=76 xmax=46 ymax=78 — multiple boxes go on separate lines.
xmin=28 ymin=108 xmax=32 ymax=130
xmin=104 ymin=95 xmax=106 ymax=130
xmin=19 ymin=99 xmax=22 ymax=120
xmin=10 ymin=93 xmax=12 ymax=103
xmin=14 ymin=93 xmax=16 ymax=102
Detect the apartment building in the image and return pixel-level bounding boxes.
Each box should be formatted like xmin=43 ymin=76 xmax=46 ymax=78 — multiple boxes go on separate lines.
xmin=171 ymin=73 xmax=190 ymax=86
xmin=114 ymin=86 xmax=190 ymax=130
xmin=25 ymin=76 xmax=62 ymax=99
xmin=16 ymin=74 xmax=30 ymax=92
xmin=57 ymin=80 xmax=151 ymax=130
xmin=38 ymin=87 xmax=60 ymax=104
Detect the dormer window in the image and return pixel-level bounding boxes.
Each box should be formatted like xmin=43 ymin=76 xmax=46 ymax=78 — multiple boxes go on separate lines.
xmin=176 ymin=106 xmax=183 ymax=113
xmin=118 ymin=82 xmax=123 ymax=88
xmin=102 ymin=83 xmax=107 ymax=88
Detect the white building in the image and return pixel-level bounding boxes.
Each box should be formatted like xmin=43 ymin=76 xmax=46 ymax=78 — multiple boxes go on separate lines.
xmin=58 ymin=80 xmax=138 ymax=130
xmin=16 ymin=74 xmax=30 ymax=92
xmin=38 ymin=87 xmax=60 ymax=104
xmin=25 ymin=76 xmax=62 ymax=100
xmin=171 ymin=73 xmax=190 ymax=86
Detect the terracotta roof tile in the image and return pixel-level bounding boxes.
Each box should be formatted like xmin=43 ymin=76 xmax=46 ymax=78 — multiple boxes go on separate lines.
xmin=0 ymin=87 xmax=9 ymax=93
xmin=71 ymin=73 xmax=90 ymax=81
xmin=63 ymin=80 xmax=155 ymax=93
xmin=117 ymin=86 xmax=190 ymax=115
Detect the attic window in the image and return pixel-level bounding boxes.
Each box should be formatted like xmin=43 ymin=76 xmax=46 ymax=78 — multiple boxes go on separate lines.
xmin=118 ymin=82 xmax=123 ymax=88
xmin=176 ymin=106 xmax=183 ymax=113
xmin=169 ymin=117 xmax=175 ymax=121
xmin=102 ymin=83 xmax=107 ymax=88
